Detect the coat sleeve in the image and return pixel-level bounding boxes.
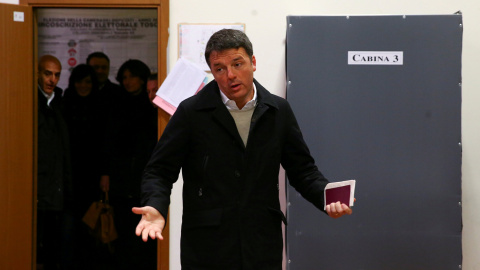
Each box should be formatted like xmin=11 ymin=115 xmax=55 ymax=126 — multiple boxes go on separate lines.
xmin=280 ymin=101 xmax=329 ymax=213
xmin=141 ymin=103 xmax=191 ymax=219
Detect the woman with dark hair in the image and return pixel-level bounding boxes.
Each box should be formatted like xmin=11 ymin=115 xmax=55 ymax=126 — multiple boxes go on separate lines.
xmin=63 ymin=64 xmax=103 ymax=212
xmin=100 ymin=59 xmax=158 ymax=269
xmin=115 ymin=59 xmax=151 ymax=96
xmin=63 ymin=64 xmax=106 ymax=269
xmin=65 ymin=64 xmax=99 ymax=98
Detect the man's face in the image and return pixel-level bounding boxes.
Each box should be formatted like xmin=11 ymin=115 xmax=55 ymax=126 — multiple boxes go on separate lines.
xmin=38 ymin=61 xmax=61 ymax=95
xmin=88 ymin=57 xmax=110 ymax=84
xmin=209 ymin=47 xmax=256 ymax=109
xmin=146 ymin=79 xmax=158 ymax=105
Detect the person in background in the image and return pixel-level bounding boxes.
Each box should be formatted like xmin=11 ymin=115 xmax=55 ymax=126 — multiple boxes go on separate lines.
xmin=86 ymin=52 xmax=121 ymax=93
xmin=101 ymin=59 xmax=158 ymax=269
xmin=133 ymin=29 xmax=353 ymax=269
xmin=86 ymin=52 xmax=122 ymax=110
xmin=146 ymin=73 xmax=159 ymax=108
xmin=37 ymin=55 xmax=73 ymax=270
xmin=63 ymin=64 xmax=106 ymax=269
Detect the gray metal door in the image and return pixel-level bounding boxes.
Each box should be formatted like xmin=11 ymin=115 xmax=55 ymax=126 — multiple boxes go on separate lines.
xmin=286 ymin=15 xmax=462 ymax=270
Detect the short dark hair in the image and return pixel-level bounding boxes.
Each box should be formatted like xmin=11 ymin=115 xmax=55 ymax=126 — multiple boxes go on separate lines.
xmin=204 ymin=29 xmax=253 ymax=67
xmin=148 ymin=73 xmax=158 ymax=81
xmin=86 ymin=52 xmax=110 ymax=64
xmin=116 ymin=59 xmax=151 ymax=89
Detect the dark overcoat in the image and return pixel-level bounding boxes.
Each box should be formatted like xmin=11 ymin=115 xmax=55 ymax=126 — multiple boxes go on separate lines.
xmin=37 ymin=87 xmax=72 ymax=211
xmin=142 ymin=79 xmax=329 ymax=270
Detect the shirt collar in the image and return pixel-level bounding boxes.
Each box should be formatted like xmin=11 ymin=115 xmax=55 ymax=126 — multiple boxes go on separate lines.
xmin=220 ymin=83 xmax=257 ymax=111
xmin=38 ymin=85 xmax=55 ymax=106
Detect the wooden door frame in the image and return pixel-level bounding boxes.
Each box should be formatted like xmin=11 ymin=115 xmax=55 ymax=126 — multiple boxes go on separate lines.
xmin=0 ymin=4 xmax=34 ymax=270
xmin=19 ymin=1 xmax=170 ymax=269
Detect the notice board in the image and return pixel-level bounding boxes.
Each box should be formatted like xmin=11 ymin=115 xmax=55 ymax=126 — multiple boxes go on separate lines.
xmin=285 ymin=15 xmax=462 ymax=270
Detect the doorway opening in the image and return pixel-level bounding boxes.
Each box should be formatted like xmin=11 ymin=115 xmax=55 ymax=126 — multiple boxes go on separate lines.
xmin=29 ymin=1 xmax=170 ymax=269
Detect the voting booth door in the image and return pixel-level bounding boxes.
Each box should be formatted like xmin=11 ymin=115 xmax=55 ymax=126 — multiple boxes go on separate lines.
xmin=285 ymin=15 xmax=462 ymax=269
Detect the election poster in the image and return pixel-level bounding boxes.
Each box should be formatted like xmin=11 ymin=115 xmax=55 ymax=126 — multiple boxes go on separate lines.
xmin=37 ymin=8 xmax=158 ymax=90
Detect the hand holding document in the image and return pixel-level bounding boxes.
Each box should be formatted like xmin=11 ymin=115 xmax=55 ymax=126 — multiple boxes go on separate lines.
xmin=153 ymin=57 xmax=208 ymax=115
xmin=324 ymin=180 xmax=356 ymax=210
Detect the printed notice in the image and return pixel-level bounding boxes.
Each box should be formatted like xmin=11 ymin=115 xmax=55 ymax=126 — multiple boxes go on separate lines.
xmin=348 ymin=51 xmax=403 ymax=65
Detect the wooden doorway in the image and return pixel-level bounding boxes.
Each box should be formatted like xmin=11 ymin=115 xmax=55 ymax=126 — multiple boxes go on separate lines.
xmin=0 ymin=3 xmax=34 ymax=270
xmin=0 ymin=1 xmax=170 ymax=269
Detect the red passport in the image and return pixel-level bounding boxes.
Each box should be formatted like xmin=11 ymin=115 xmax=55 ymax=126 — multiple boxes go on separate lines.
xmin=323 ymin=180 xmax=356 ymax=210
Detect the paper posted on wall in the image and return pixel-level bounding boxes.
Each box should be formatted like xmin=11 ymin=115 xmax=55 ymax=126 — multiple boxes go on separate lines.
xmin=153 ymin=57 xmax=208 ymax=115
xmin=323 ymin=179 xmax=356 ymax=210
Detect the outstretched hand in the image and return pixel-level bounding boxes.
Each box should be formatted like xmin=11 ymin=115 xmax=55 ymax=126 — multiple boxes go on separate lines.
xmin=132 ymin=206 xmax=165 ymax=242
xmin=326 ymin=201 xmax=353 ymax=219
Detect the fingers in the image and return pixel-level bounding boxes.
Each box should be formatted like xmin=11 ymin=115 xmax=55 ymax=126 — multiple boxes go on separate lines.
xmin=142 ymin=226 xmax=150 ymax=242
xmin=326 ymin=202 xmax=341 ymax=218
xmin=132 ymin=207 xmax=146 ymax=215
xmin=135 ymin=221 xmax=145 ymax=236
xmin=141 ymin=224 xmax=163 ymax=242
xmin=341 ymin=203 xmax=353 ymax=215
xmin=327 ymin=201 xmax=352 ymax=218
xmin=149 ymin=227 xmax=164 ymax=241
xmin=328 ymin=201 xmax=341 ymax=214
xmin=148 ymin=228 xmax=156 ymax=240
xmin=133 ymin=206 xmax=165 ymax=241
xmin=136 ymin=219 xmax=164 ymax=241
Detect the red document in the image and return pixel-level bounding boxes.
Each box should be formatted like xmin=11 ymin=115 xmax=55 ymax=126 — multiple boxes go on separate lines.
xmin=323 ymin=180 xmax=356 ymax=210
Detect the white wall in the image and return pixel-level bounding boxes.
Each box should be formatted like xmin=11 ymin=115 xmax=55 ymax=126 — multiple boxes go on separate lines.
xmin=2 ymin=0 xmax=479 ymax=269
xmin=169 ymin=1 xmax=480 ymax=270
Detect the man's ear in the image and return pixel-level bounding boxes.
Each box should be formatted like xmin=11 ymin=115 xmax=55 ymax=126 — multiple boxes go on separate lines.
xmin=251 ymin=55 xmax=257 ymax=72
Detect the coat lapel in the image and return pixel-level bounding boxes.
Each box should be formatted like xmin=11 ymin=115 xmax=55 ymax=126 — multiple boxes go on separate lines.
xmin=194 ymin=80 xmax=245 ymax=146
xmin=250 ymin=79 xmax=279 ymax=133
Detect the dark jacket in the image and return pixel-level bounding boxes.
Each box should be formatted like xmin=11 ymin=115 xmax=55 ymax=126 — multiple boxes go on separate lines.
xmin=97 ymin=79 xmax=122 ymax=112
xmin=142 ymin=79 xmax=329 ymax=269
xmin=37 ymin=87 xmax=72 ymax=211
xmin=63 ymin=87 xmax=104 ymax=213
xmin=103 ymin=89 xmax=157 ymax=199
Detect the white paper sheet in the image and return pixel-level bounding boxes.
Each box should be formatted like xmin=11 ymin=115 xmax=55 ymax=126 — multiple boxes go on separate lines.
xmin=154 ymin=58 xmax=207 ymax=115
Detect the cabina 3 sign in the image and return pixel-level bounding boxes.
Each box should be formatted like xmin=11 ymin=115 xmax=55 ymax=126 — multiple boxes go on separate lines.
xmin=348 ymin=51 xmax=403 ymax=65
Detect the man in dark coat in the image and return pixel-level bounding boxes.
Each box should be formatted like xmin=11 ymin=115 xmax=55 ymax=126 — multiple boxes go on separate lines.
xmin=133 ymin=29 xmax=353 ymax=269
xmin=37 ymin=55 xmax=73 ymax=270
xmin=86 ymin=51 xmax=122 ymax=110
